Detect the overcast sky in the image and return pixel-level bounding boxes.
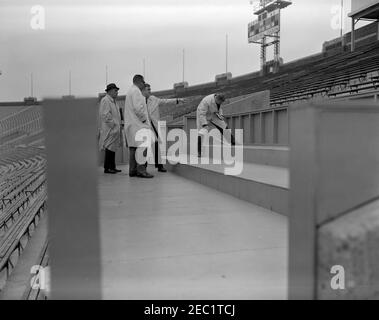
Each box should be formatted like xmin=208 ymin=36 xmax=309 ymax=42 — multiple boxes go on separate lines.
xmin=0 ymin=0 xmax=358 ymax=101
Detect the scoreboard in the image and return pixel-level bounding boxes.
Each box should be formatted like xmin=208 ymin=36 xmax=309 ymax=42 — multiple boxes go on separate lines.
xmin=248 ymin=8 xmax=280 ymax=43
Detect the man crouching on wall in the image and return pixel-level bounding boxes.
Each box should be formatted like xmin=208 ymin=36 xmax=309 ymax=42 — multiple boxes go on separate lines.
xmin=197 ymin=93 xmax=235 ymax=157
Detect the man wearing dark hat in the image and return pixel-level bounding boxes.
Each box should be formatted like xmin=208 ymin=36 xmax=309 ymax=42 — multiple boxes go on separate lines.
xmin=99 ymin=83 xmax=122 ymax=174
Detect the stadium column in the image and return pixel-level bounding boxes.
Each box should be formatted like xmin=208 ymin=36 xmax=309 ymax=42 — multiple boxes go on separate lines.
xmin=351 ymin=18 xmax=355 ymax=52
xmin=289 ymin=100 xmax=379 ymax=299
xmin=44 ymin=98 xmax=102 ymax=299
xmin=288 ymin=103 xmax=318 ymax=299
xmin=261 ymin=38 xmax=267 ymax=72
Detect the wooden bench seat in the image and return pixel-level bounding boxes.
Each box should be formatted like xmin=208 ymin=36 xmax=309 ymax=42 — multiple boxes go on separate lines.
xmin=0 ymin=193 xmax=30 ymax=232
xmin=0 ymin=191 xmax=46 ymax=276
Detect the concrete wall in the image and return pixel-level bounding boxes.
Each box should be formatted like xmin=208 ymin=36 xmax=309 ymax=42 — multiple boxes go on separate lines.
xmin=181 ymin=90 xmax=289 ymax=147
xmin=289 ymin=99 xmax=379 ymax=299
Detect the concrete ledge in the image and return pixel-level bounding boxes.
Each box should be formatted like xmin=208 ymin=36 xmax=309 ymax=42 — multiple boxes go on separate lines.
xmin=166 ymin=156 xmax=288 ymax=215
xmin=192 ymin=144 xmax=289 ymax=168
xmin=243 ymin=145 xmax=289 ymax=167
xmin=317 ymin=197 xmax=379 ymax=299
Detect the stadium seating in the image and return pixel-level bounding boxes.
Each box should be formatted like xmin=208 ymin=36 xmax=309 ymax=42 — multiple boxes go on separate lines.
xmin=0 ymin=106 xmax=44 ymax=148
xmin=0 ymin=105 xmax=47 ymax=295
xmin=152 ymin=40 xmax=379 ymax=127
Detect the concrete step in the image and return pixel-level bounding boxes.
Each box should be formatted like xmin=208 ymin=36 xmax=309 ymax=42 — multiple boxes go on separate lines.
xmin=242 ymin=145 xmax=289 ymax=167
xmin=199 ymin=144 xmax=289 ymax=168
xmin=166 ymin=154 xmax=289 ymax=216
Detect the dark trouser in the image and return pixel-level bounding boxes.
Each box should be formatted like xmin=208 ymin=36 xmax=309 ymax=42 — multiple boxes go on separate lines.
xmin=154 ymin=141 xmax=164 ymax=168
xmin=198 ymin=124 xmax=235 ymax=156
xmin=104 ymin=148 xmax=116 ymax=170
xmin=129 ymin=147 xmax=147 ymax=174
xmin=151 ymin=123 xmax=163 ymax=169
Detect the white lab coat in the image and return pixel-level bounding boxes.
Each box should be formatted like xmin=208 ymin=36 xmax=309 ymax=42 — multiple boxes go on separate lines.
xmin=124 ymin=85 xmax=151 ymax=148
xmin=146 ymin=95 xmax=177 ymax=164
xmin=146 ymin=95 xmax=177 ymax=136
xmin=196 ymin=94 xmax=224 ymax=130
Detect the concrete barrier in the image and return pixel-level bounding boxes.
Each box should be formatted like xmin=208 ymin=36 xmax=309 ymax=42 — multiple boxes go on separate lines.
xmin=288 ymin=99 xmax=379 ymax=299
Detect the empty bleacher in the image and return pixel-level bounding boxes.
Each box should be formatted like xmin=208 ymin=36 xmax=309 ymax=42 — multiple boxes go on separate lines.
xmin=0 ymin=104 xmax=47 ymax=298
xmin=147 ymin=29 xmax=379 ymax=127
xmin=0 ymin=105 xmax=44 ymax=148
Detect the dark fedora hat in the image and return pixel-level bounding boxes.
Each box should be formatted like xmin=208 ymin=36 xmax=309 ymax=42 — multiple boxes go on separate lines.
xmin=105 ymin=83 xmax=120 ymax=92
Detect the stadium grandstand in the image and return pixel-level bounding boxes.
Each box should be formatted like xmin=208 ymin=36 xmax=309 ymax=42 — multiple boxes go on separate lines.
xmin=145 ymin=21 xmax=379 ymax=123
xmin=0 ymin=101 xmax=47 ymax=300
xmin=0 ymin=0 xmax=379 ymax=300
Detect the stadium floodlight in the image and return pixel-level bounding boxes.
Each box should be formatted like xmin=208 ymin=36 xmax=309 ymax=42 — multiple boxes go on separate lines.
xmin=69 ymin=70 xmax=71 ymax=96
xmin=182 ymin=49 xmax=185 ymax=83
xmin=173 ymin=49 xmax=189 ymax=90
xmin=105 ymin=65 xmax=108 ymax=86
xmin=248 ymin=0 xmax=292 ymax=73
xmin=143 ymin=59 xmax=146 ymax=79
xmin=62 ymin=70 xmax=75 ymax=99
xmin=30 ymin=72 xmax=34 ymax=97
xmin=226 ymin=34 xmax=229 ymax=74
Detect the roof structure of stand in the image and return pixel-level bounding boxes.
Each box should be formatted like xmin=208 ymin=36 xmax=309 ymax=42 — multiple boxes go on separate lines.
xmin=348 ymin=1 xmax=379 ymax=51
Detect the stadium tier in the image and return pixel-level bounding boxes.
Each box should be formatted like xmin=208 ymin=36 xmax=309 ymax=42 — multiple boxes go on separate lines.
xmin=0 ymin=104 xmax=47 ymax=298
xmin=0 ymin=148 xmax=46 ymax=297
xmin=143 ymin=24 xmax=379 ymax=123
xmin=0 ymin=105 xmax=44 ymax=148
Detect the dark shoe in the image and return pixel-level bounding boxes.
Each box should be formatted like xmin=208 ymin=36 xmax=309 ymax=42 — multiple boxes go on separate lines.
xmin=136 ymin=172 xmax=154 ymax=178
xmin=157 ymin=166 xmax=167 ymax=172
xmin=113 ymin=168 xmax=122 ymax=173
xmin=104 ymin=169 xmax=117 ymax=174
xmin=129 ymin=171 xmax=137 ymax=177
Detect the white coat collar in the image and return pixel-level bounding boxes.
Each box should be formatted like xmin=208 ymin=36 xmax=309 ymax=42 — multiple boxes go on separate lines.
xmin=105 ymin=93 xmax=116 ymax=104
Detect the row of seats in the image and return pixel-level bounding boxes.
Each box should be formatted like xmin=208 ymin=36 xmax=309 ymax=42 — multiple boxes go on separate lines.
xmin=0 ymin=188 xmax=46 ymax=281
xmin=0 ymin=147 xmax=46 ymax=291
xmin=156 ymin=41 xmax=379 ymax=123
xmin=0 ymin=102 xmax=47 ymax=295
xmin=0 ymin=104 xmax=44 ymax=149
xmin=0 ymin=130 xmax=45 ymax=149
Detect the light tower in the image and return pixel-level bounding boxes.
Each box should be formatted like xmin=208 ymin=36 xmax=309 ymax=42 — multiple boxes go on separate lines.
xmin=248 ymin=0 xmax=292 ymax=74
xmin=215 ymin=34 xmax=232 ymax=85
xmin=173 ymin=48 xmax=189 ymax=93
xmin=143 ymin=59 xmax=146 ymax=79
xmin=62 ymin=70 xmax=75 ymax=100
xmin=106 ymin=65 xmax=108 ymax=86
xmin=24 ymin=72 xmax=37 ymax=105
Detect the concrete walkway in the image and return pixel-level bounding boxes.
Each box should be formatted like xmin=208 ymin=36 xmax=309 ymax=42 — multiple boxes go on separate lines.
xmin=99 ymin=165 xmax=288 ymax=299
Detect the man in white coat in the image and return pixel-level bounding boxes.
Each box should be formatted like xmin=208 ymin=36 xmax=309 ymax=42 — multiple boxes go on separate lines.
xmin=142 ymin=83 xmax=185 ymax=172
xmin=99 ymin=83 xmax=122 ymax=174
xmin=124 ymin=75 xmax=154 ymax=178
xmin=196 ymin=93 xmax=235 ymax=157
